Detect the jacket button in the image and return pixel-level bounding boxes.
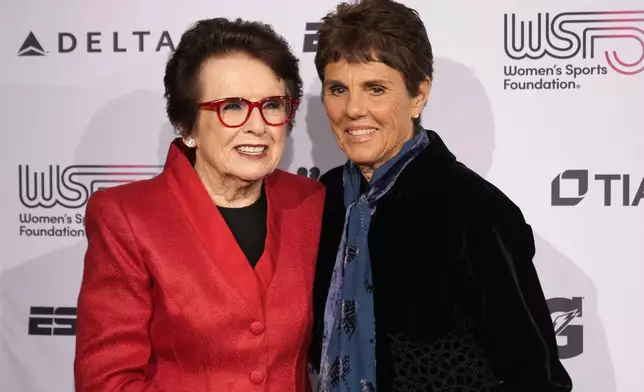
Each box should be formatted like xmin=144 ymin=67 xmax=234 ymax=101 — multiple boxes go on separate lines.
xmin=250 ymin=370 xmax=265 ymax=384
xmin=250 ymin=321 xmax=265 ymax=335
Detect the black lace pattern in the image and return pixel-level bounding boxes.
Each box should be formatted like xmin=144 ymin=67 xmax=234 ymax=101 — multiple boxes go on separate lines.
xmin=388 ymin=319 xmax=499 ymax=392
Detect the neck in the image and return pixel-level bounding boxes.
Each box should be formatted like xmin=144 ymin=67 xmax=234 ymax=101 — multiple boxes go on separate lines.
xmin=358 ymin=167 xmax=374 ymax=182
xmin=194 ymin=159 xmax=262 ymax=208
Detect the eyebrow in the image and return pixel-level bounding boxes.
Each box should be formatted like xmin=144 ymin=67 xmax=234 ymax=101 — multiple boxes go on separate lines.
xmin=323 ymin=80 xmax=345 ymax=88
xmin=324 ymin=79 xmax=392 ymax=88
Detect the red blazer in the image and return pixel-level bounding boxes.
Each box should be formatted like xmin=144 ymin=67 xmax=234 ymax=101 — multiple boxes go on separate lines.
xmin=74 ymin=139 xmax=325 ymax=392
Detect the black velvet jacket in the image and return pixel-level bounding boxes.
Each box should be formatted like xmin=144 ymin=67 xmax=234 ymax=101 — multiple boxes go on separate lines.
xmin=310 ymin=130 xmax=573 ymax=392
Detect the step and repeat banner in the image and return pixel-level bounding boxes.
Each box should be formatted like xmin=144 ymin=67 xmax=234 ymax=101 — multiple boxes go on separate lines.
xmin=1 ymin=0 xmax=642 ymax=390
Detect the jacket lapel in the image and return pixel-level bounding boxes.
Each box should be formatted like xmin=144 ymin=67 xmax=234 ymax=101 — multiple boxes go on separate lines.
xmin=161 ymin=139 xmax=274 ymax=319
xmin=254 ymin=173 xmax=282 ymax=295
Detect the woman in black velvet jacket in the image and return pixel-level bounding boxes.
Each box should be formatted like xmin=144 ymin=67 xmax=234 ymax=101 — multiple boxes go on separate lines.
xmin=309 ymin=1 xmax=573 ymax=391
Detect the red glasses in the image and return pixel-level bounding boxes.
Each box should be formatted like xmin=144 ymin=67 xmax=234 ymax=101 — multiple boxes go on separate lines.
xmin=199 ymin=96 xmax=300 ymax=128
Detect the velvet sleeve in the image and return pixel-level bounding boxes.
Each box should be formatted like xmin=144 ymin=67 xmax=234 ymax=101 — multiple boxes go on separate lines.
xmin=74 ymin=190 xmax=164 ymax=392
xmin=467 ymin=210 xmax=573 ymax=392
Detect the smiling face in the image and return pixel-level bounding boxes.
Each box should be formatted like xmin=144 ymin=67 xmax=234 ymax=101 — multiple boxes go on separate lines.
xmin=322 ymin=59 xmax=430 ymax=177
xmin=187 ymin=52 xmax=288 ymax=183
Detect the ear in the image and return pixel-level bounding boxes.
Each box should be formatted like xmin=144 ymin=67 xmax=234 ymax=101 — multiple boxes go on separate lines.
xmin=411 ymin=76 xmax=431 ymax=118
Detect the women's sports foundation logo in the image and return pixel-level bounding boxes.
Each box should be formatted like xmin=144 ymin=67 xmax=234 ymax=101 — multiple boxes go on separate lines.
xmin=18 ymin=164 xmax=163 ymax=209
xmin=16 ymin=164 xmax=163 ymax=238
xmin=502 ymin=10 xmax=644 ymax=90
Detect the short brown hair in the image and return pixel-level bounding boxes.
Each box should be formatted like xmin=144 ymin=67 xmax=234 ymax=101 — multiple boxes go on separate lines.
xmin=164 ymin=18 xmax=303 ymax=136
xmin=314 ymin=0 xmax=433 ymax=124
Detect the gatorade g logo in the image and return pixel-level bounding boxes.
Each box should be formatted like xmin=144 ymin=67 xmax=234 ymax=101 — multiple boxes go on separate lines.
xmin=547 ymin=297 xmax=583 ymax=359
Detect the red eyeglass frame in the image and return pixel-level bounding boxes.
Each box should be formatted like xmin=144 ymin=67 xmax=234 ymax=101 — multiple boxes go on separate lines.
xmin=198 ymin=96 xmax=300 ymax=128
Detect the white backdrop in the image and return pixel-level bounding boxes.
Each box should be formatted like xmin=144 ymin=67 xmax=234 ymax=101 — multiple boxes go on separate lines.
xmin=1 ymin=0 xmax=643 ymax=391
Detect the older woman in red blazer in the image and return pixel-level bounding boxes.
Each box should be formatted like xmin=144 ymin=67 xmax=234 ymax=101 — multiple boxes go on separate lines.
xmin=74 ymin=17 xmax=323 ymax=392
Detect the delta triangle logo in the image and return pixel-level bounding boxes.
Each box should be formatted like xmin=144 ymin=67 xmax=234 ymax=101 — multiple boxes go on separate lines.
xmin=18 ymin=32 xmax=46 ymax=56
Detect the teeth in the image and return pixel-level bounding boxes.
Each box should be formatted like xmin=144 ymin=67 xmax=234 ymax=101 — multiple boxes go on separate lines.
xmin=236 ymin=145 xmax=266 ymax=154
xmin=347 ymin=128 xmax=377 ymax=136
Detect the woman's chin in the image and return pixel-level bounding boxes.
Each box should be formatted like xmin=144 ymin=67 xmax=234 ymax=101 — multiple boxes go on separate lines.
xmin=346 ymin=150 xmax=379 ymax=167
xmin=230 ymin=166 xmax=273 ymax=183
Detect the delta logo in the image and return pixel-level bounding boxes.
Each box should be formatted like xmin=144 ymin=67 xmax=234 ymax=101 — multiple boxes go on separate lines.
xmin=17 ymin=30 xmax=176 ymax=56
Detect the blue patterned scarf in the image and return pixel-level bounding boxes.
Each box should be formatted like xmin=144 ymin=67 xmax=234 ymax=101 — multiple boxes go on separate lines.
xmin=318 ymin=128 xmax=430 ymax=392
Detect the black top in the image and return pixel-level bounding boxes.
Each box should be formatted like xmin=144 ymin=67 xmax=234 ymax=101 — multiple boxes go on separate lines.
xmin=310 ymin=129 xmax=573 ymax=392
xmin=218 ymin=187 xmax=267 ymax=268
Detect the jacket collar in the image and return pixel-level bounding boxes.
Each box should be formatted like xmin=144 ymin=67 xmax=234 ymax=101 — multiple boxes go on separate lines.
xmin=160 ymin=138 xmax=283 ymax=319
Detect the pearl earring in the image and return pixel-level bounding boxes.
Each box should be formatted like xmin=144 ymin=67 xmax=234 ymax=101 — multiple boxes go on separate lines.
xmin=185 ymin=138 xmax=195 ymax=147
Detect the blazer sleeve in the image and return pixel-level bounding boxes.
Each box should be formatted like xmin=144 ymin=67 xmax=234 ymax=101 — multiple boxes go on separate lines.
xmin=467 ymin=209 xmax=573 ymax=392
xmin=74 ymin=190 xmax=163 ymax=392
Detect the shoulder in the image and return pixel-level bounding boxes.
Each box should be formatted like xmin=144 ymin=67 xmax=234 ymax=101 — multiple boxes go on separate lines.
xmin=457 ymin=165 xmax=525 ymax=224
xmin=318 ymin=165 xmax=344 ymax=199
xmin=407 ymin=155 xmax=529 ymax=230
xmin=448 ymin=164 xmax=523 ymax=214
xmin=410 ymin=130 xmax=528 ymax=228
xmin=440 ymin=163 xmax=533 ymax=253
xmin=318 ymin=165 xmax=344 ymax=187
xmin=84 ymin=175 xmax=166 ymax=220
